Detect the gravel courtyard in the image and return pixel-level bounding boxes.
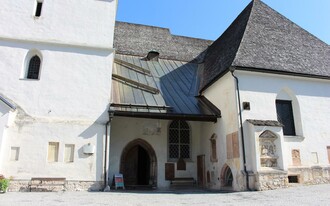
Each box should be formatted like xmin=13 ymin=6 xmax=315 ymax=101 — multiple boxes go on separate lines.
xmin=1 ymin=184 xmax=329 ymax=206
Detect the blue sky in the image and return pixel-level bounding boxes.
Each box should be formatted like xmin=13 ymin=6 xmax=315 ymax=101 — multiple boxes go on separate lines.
xmin=116 ymin=0 xmax=330 ymax=44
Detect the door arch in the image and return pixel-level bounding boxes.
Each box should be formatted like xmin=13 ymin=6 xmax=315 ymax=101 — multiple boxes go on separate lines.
xmin=220 ymin=164 xmax=233 ymax=188
xmin=120 ymin=139 xmax=157 ymax=187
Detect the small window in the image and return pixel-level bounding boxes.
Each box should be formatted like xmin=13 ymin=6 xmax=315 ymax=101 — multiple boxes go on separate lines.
xmin=288 ymin=175 xmax=299 ymax=183
xmin=276 ymin=100 xmax=296 ymax=136
xmin=168 ymin=120 xmax=191 ymax=161
xmin=35 ymin=1 xmax=43 ymax=17
xmin=48 ymin=142 xmax=59 ymax=162
xmin=27 ymin=55 xmax=41 ymax=79
xmin=10 ymin=147 xmax=20 ymax=161
xmin=64 ymin=144 xmax=75 ymax=163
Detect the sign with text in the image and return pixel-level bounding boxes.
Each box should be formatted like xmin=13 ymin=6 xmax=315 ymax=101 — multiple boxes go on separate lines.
xmin=114 ymin=174 xmax=125 ymax=189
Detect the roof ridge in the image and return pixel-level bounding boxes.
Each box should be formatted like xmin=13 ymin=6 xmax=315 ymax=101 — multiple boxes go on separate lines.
xmin=199 ymin=1 xmax=254 ymax=92
xmin=232 ymin=0 xmax=258 ymax=67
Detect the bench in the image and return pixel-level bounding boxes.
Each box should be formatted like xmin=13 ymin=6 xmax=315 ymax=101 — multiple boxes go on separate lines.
xmin=170 ymin=177 xmax=196 ymax=187
xmin=28 ymin=177 xmax=67 ymax=192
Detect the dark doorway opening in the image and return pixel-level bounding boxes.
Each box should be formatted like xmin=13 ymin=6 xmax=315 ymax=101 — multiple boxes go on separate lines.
xmin=220 ymin=164 xmax=233 ymax=190
xmin=137 ymin=145 xmax=150 ymax=185
xmin=288 ymin=175 xmax=299 ymax=183
xmin=120 ymin=139 xmax=157 ymax=189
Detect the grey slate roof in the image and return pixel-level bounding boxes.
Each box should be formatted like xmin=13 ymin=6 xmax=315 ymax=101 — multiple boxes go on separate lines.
xmin=114 ymin=21 xmax=212 ymax=62
xmin=201 ymin=0 xmax=330 ymax=91
xmin=111 ymin=54 xmax=220 ymax=122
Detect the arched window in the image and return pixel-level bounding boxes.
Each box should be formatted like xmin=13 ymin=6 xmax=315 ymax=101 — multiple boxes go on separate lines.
xmin=27 ymin=55 xmax=41 ymax=79
xmin=168 ymin=120 xmax=191 ymax=161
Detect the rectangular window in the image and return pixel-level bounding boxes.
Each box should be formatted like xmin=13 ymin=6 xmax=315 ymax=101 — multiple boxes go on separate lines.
xmin=64 ymin=144 xmax=75 ymax=163
xmin=48 ymin=142 xmax=59 ymax=162
xmin=35 ymin=1 xmax=43 ymax=17
xmin=276 ymin=100 xmax=296 ymax=136
xmin=10 ymin=147 xmax=20 ymax=161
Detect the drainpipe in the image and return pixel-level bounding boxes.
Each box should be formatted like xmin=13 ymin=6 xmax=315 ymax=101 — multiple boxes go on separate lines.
xmin=230 ymin=68 xmax=251 ymax=191
xmin=104 ymin=109 xmax=115 ymax=190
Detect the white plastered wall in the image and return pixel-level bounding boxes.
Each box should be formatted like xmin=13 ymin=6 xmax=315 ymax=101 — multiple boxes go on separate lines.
xmin=0 ymin=0 xmax=117 ymax=183
xmin=236 ymin=70 xmax=330 ymax=168
xmin=0 ymin=103 xmax=11 ymax=171
xmin=202 ymin=72 xmax=246 ymax=191
xmin=0 ymin=0 xmax=117 ymax=49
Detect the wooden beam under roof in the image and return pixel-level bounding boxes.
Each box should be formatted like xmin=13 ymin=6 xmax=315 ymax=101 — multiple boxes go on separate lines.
xmin=112 ymin=74 xmax=159 ymax=94
xmin=114 ymin=58 xmax=151 ymax=76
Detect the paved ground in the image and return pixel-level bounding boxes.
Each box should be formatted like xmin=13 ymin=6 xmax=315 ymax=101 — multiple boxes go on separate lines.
xmin=1 ymin=184 xmax=329 ymax=206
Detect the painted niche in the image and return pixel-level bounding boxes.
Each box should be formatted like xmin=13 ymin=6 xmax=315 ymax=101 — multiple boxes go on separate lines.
xmin=259 ymin=130 xmax=278 ymax=167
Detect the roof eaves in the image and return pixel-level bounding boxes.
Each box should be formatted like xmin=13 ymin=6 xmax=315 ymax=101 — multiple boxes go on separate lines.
xmin=234 ymin=66 xmax=330 ymax=80
xmin=113 ymin=111 xmax=219 ymax=123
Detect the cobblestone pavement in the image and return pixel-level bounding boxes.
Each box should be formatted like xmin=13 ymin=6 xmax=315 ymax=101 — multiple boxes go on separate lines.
xmin=1 ymin=184 xmax=329 ymax=206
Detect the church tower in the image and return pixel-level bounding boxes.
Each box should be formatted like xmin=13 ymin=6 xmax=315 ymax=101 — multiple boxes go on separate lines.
xmin=0 ymin=0 xmax=117 ymax=191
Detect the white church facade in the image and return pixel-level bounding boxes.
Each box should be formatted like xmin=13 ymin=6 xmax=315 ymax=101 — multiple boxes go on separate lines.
xmin=0 ymin=0 xmax=117 ymax=191
xmin=0 ymin=0 xmax=329 ymax=192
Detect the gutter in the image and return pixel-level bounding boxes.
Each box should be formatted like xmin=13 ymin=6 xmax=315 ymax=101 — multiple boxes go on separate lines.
xmin=230 ymin=68 xmax=251 ymax=191
xmin=103 ymin=109 xmax=114 ymax=191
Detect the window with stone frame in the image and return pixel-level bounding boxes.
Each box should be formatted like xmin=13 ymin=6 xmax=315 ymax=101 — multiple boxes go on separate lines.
xmin=27 ymin=55 xmax=41 ymax=79
xmin=168 ymin=120 xmax=191 ymax=161
xmin=276 ymin=100 xmax=296 ymax=136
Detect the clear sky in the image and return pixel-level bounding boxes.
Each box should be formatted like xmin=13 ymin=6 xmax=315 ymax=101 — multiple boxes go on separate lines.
xmin=116 ymin=0 xmax=330 ymax=45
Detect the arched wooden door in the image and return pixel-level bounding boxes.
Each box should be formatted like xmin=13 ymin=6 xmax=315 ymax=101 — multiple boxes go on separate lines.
xmin=120 ymin=139 xmax=157 ymax=188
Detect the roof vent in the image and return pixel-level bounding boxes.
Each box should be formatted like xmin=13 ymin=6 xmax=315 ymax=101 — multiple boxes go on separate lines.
xmin=146 ymin=51 xmax=159 ymax=61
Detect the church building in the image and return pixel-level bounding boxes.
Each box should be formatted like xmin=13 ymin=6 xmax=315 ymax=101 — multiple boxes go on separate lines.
xmin=0 ymin=0 xmax=329 ymax=192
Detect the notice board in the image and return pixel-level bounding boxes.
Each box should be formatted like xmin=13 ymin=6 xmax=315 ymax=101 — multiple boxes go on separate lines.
xmin=114 ymin=174 xmax=125 ymax=189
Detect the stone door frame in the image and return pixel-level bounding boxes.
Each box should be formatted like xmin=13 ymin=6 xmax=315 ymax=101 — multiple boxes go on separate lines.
xmin=120 ymin=138 xmax=157 ymax=187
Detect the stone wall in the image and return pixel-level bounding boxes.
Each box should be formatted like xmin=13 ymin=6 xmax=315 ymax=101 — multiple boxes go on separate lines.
xmin=288 ymin=166 xmax=330 ymax=185
xmin=255 ymin=170 xmax=288 ymax=191
xmin=8 ymin=180 xmax=104 ymax=192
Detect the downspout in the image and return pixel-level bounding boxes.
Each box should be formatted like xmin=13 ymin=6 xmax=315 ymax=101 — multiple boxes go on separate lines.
xmin=103 ymin=110 xmax=114 ymax=190
xmin=230 ymin=68 xmax=251 ymax=191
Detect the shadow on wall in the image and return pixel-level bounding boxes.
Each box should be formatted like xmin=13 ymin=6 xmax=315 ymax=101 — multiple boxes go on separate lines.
xmin=77 ymin=106 xmax=110 ymax=189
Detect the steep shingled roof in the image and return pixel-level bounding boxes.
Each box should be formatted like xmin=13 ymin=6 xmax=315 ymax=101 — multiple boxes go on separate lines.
xmin=114 ymin=21 xmax=212 ymax=62
xmin=201 ymin=0 xmax=330 ymax=91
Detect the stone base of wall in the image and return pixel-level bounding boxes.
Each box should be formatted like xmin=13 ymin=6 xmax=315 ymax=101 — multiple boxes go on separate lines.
xmin=255 ymin=169 xmax=288 ymax=191
xmin=288 ymin=166 xmax=330 ymax=185
xmin=8 ymin=180 xmax=104 ymax=192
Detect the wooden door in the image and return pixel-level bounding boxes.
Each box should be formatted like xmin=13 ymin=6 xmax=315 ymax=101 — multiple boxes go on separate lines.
xmin=123 ymin=146 xmax=139 ymax=185
xmin=197 ymin=155 xmax=205 ymax=187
